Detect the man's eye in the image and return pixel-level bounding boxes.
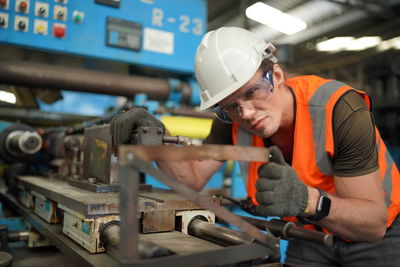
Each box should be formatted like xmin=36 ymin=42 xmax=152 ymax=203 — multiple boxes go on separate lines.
xmin=224 ymin=104 xmax=238 ymax=112
xmin=245 ymin=88 xmax=257 ymax=98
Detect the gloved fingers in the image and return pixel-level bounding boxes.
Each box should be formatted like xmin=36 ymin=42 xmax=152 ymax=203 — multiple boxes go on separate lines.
xmin=117 ymin=113 xmax=134 ymax=145
xmin=268 ymin=146 xmax=286 ymax=165
xmin=255 ymin=178 xmax=277 ymax=192
xmin=111 ymin=114 xmax=121 ymax=146
xmin=110 ymin=116 xmax=117 ymax=145
xmin=255 ymin=205 xmax=276 ymax=217
xmin=257 ymin=162 xmax=284 ymax=180
xmin=255 ymin=191 xmax=276 ymax=206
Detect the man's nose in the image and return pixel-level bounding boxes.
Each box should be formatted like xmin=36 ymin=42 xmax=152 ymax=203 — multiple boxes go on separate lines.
xmin=239 ymin=104 xmax=255 ymax=119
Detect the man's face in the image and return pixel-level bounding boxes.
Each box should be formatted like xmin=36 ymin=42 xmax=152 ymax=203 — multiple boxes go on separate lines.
xmin=218 ymin=69 xmax=283 ymax=138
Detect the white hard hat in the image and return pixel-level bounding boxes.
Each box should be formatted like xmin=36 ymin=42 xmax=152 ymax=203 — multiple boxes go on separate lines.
xmin=195 ymin=27 xmax=277 ymax=110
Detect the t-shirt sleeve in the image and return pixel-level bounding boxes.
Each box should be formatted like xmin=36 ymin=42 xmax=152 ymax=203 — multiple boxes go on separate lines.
xmin=203 ymin=118 xmax=233 ymax=145
xmin=332 ymin=91 xmax=378 ymax=177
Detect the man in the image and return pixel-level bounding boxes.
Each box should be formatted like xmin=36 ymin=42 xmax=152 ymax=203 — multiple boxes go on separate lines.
xmin=111 ymin=27 xmax=400 ymax=266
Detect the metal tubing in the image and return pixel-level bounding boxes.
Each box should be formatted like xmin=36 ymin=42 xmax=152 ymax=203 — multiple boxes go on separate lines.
xmin=0 ymin=61 xmax=191 ymax=101
xmin=101 ymin=224 xmax=170 ymax=259
xmin=8 ymin=231 xmax=29 ymax=242
xmin=188 ymin=218 xmax=255 ymax=246
xmin=240 ymin=216 xmax=333 ymax=247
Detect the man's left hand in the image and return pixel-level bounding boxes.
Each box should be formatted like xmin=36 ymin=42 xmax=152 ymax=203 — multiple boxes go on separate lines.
xmin=255 ymin=146 xmax=309 ymax=217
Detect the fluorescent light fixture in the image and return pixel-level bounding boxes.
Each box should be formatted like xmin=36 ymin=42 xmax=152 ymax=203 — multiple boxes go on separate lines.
xmin=316 ymin=37 xmax=354 ymax=52
xmin=317 ymin=36 xmax=382 ymax=52
xmin=378 ymin=36 xmax=400 ymax=51
xmin=0 ymin=91 xmax=16 ymax=104
xmin=246 ymin=2 xmax=307 ymax=35
xmin=344 ymin=36 xmax=381 ymax=51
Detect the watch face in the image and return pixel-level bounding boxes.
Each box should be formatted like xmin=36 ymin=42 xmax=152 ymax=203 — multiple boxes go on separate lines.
xmin=318 ymin=196 xmax=331 ymax=216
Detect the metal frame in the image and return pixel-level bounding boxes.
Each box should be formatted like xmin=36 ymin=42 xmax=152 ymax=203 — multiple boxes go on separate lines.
xmin=118 ymin=147 xmax=279 ymax=266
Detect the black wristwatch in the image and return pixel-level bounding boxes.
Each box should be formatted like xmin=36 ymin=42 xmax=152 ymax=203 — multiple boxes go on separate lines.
xmin=306 ymin=189 xmax=331 ymax=222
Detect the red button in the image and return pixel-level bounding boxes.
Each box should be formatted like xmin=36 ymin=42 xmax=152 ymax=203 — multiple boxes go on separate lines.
xmin=19 ymin=1 xmax=27 ymax=10
xmin=0 ymin=0 xmax=7 ymax=6
xmin=53 ymin=25 xmax=65 ymax=38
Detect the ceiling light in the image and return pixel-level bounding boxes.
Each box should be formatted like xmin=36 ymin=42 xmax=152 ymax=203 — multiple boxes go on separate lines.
xmin=316 ymin=36 xmax=382 ymax=52
xmin=316 ymin=37 xmax=354 ymax=52
xmin=377 ymin=36 xmax=400 ymax=51
xmin=0 ymin=91 xmax=16 ymax=104
xmin=344 ymin=36 xmax=381 ymax=51
xmin=246 ymin=2 xmax=307 ymax=35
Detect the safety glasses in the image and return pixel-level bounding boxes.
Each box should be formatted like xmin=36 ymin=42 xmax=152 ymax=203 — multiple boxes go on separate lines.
xmin=213 ymin=70 xmax=274 ymax=124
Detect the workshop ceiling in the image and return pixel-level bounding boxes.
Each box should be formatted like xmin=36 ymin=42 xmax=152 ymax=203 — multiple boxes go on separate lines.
xmin=207 ymin=0 xmax=400 ymax=72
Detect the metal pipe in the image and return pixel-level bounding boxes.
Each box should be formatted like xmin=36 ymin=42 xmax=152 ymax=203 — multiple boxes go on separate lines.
xmin=101 ymin=222 xmax=170 ymax=259
xmin=0 ymin=107 xmax=97 ymax=126
xmin=7 ymin=231 xmax=29 ymax=242
xmin=188 ymin=218 xmax=255 ymax=246
xmin=239 ymin=216 xmax=333 ymax=247
xmin=0 ymin=61 xmax=191 ymax=101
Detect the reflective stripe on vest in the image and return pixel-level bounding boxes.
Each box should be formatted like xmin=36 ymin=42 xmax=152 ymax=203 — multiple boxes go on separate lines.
xmin=308 ymin=80 xmax=348 ymax=175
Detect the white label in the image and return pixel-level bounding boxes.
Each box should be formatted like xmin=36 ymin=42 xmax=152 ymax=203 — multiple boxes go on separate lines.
xmin=143 ymin=28 xmax=174 ymax=55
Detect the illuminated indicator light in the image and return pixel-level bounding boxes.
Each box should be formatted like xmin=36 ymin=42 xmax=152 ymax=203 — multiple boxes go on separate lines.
xmin=19 ymin=1 xmax=27 ymax=10
xmin=53 ymin=25 xmax=65 ymax=38
xmin=37 ymin=24 xmax=45 ymax=34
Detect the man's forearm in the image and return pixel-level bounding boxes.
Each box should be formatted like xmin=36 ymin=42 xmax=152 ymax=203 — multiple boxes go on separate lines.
xmin=305 ymin=186 xmax=387 ymax=243
xmin=156 ymin=159 xmax=224 ymax=191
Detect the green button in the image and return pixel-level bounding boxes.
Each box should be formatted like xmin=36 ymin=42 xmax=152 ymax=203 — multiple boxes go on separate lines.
xmin=74 ymin=15 xmax=82 ymax=22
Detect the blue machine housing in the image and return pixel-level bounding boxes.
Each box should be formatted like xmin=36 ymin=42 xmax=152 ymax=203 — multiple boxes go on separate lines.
xmin=0 ymin=0 xmax=206 ymax=74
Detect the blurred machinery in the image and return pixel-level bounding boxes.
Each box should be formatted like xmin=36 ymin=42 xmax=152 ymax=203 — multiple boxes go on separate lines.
xmin=0 ymin=0 xmax=334 ymax=266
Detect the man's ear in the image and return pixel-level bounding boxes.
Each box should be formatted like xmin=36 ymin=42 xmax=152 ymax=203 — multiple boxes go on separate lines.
xmin=273 ymin=64 xmax=285 ymax=86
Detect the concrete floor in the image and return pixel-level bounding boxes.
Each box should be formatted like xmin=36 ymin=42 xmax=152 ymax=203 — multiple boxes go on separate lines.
xmin=11 ymin=246 xmax=72 ymax=267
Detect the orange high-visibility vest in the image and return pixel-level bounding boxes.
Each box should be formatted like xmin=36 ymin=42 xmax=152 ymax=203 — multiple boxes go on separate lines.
xmin=232 ymin=75 xmax=400 ymax=229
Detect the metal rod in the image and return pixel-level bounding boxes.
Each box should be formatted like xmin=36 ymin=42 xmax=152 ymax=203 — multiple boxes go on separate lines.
xmin=119 ymin=163 xmax=139 ymax=263
xmin=8 ymin=231 xmax=29 ymax=242
xmin=0 ymin=60 xmax=191 ymax=101
xmin=239 ymin=216 xmax=334 ymax=247
xmin=101 ymin=223 xmax=170 ymax=259
xmin=188 ymin=218 xmax=255 ymax=246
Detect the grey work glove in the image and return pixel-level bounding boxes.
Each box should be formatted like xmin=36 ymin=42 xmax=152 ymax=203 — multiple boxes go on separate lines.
xmin=109 ymin=107 xmax=165 ymax=146
xmin=255 ymin=146 xmax=308 ymax=217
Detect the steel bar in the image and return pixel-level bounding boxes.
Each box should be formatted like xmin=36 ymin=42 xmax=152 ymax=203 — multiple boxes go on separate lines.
xmin=0 ymin=107 xmax=97 ymax=126
xmin=120 ymin=145 xmax=270 ymax=162
xmin=119 ymin=164 xmax=139 ymax=263
xmin=8 ymin=231 xmax=29 ymax=242
xmin=239 ymin=216 xmax=334 ymax=247
xmin=188 ymin=218 xmax=255 ymax=246
xmin=118 ymin=148 xmax=278 ymax=250
xmin=0 ymin=61 xmax=191 ymax=101
xmin=101 ymin=224 xmax=171 ymax=259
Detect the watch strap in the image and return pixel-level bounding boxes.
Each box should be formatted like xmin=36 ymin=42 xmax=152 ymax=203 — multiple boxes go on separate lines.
xmin=306 ymin=189 xmax=330 ymax=222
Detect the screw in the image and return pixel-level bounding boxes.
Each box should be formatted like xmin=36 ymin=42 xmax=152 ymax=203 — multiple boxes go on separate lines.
xmin=126 ymin=152 xmax=134 ymax=161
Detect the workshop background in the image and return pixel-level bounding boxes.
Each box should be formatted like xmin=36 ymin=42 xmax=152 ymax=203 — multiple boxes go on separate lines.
xmin=0 ymin=0 xmax=400 ymax=266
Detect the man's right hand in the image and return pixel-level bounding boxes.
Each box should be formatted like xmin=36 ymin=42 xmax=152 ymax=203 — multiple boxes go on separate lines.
xmin=109 ymin=107 xmax=165 ymax=146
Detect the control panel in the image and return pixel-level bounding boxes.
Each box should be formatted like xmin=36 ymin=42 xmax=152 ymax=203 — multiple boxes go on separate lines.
xmin=0 ymin=0 xmax=206 ymax=74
